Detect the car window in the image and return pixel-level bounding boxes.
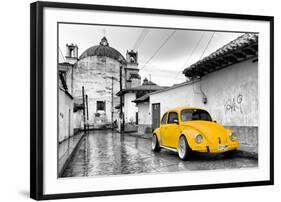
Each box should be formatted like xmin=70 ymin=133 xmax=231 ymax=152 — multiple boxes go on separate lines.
xmin=167 ymin=112 xmax=178 ymax=124
xmin=181 ymin=110 xmax=193 ymax=121
xmin=161 ymin=113 xmax=167 ymax=125
xmin=181 ymin=109 xmax=212 ymax=121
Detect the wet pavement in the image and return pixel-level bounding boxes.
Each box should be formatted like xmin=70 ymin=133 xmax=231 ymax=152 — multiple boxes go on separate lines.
xmin=62 ymin=130 xmax=258 ymax=177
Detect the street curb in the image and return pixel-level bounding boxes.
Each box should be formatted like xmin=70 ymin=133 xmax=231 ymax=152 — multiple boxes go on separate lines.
xmin=235 ymin=150 xmax=258 ymax=159
xmin=58 ymin=134 xmax=86 ymax=177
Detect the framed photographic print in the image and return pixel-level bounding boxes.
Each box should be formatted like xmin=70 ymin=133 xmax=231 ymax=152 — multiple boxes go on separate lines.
xmin=30 ymin=1 xmax=274 ymax=200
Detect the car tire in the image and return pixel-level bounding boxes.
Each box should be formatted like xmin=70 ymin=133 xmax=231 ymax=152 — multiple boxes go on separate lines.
xmin=152 ymin=134 xmax=161 ymax=152
xmin=178 ymin=135 xmax=192 ymax=161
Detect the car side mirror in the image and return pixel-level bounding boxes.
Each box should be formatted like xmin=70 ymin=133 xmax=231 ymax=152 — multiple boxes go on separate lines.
xmin=173 ymin=119 xmax=179 ymax=124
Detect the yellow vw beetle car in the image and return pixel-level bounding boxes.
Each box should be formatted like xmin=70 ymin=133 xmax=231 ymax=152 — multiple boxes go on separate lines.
xmin=152 ymin=106 xmax=239 ymax=160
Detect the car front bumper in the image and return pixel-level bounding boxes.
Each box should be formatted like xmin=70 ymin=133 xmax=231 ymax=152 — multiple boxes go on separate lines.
xmin=191 ymin=142 xmax=240 ymax=153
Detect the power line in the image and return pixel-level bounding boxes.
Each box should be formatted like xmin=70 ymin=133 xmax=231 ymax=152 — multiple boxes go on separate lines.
xmin=132 ymin=28 xmax=150 ymax=50
xmin=171 ymin=31 xmax=216 ymax=85
xmin=198 ymin=32 xmax=216 ymax=60
xmin=140 ymin=30 xmax=176 ymax=71
xmin=170 ymin=32 xmax=205 ymax=84
xmin=59 ymin=47 xmax=65 ymax=62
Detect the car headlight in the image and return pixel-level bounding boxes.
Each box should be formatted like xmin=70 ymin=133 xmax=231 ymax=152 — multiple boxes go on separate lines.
xmin=229 ymin=132 xmax=238 ymax=141
xmin=195 ymin=134 xmax=203 ymax=144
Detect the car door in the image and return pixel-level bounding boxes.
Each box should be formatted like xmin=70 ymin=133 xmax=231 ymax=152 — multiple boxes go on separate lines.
xmin=166 ymin=111 xmax=181 ymax=148
xmin=159 ymin=112 xmax=168 ymax=146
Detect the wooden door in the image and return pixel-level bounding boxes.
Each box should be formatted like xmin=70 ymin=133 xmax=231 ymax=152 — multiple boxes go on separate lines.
xmin=152 ymin=103 xmax=160 ymax=131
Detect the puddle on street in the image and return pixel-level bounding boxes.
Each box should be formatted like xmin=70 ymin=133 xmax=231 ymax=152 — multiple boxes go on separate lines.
xmin=62 ymin=130 xmax=258 ymax=178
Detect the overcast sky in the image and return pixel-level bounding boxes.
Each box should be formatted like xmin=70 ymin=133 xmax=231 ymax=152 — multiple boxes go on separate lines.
xmin=59 ymin=23 xmax=244 ymax=86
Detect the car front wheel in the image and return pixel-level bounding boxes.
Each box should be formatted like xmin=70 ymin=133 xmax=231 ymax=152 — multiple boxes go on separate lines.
xmin=152 ymin=134 xmax=161 ymax=152
xmin=178 ymin=136 xmax=192 ymax=160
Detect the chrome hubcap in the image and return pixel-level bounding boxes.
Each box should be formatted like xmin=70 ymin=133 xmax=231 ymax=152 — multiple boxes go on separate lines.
xmin=178 ymin=137 xmax=186 ymax=158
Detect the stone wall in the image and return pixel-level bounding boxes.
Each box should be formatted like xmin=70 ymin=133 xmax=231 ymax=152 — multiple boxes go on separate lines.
xmin=226 ymin=126 xmax=258 ymax=154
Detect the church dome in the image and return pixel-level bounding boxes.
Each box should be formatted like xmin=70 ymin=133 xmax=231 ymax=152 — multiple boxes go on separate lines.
xmin=79 ymin=37 xmax=126 ymax=63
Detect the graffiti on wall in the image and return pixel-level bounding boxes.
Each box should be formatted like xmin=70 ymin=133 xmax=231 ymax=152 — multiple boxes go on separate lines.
xmin=224 ymin=93 xmax=243 ymax=113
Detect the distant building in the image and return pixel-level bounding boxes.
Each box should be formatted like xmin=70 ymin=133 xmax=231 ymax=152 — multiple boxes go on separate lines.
xmin=117 ymin=78 xmax=166 ymax=132
xmin=63 ymin=37 xmax=141 ymax=130
xmin=138 ymin=33 xmax=259 ymax=155
xmin=132 ymin=93 xmax=153 ymax=135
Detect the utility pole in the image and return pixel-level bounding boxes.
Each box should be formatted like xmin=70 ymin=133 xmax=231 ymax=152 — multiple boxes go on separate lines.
xmin=82 ymin=86 xmax=86 ymax=134
xmin=111 ymin=76 xmax=114 ymax=130
xmin=119 ymin=65 xmax=124 ymax=133
xmin=85 ymin=94 xmax=89 ymax=132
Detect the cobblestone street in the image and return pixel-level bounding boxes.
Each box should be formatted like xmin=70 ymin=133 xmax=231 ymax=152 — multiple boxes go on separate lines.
xmin=62 ymin=130 xmax=258 ymax=177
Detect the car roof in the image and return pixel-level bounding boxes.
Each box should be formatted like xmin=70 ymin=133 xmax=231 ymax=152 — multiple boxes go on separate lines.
xmin=165 ymin=106 xmax=206 ymax=113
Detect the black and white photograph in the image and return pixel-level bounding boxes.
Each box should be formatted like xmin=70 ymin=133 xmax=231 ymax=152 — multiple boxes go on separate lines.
xmin=58 ymin=23 xmax=259 ymax=178
xmin=29 ymin=1 xmax=274 ymax=200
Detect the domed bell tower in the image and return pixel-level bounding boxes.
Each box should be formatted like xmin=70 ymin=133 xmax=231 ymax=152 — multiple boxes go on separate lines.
xmin=125 ymin=50 xmax=141 ymax=88
xmin=65 ymin=43 xmax=78 ymax=65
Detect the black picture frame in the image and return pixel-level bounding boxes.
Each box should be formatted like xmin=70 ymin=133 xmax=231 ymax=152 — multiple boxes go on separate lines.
xmin=30 ymin=1 xmax=274 ymax=200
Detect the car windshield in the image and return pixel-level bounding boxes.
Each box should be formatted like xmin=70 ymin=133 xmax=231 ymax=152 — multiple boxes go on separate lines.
xmin=181 ymin=109 xmax=212 ymax=122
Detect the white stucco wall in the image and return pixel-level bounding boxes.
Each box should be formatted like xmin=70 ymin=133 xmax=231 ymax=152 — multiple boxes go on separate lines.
xmin=73 ymin=110 xmax=83 ymax=130
xmin=137 ymin=102 xmax=150 ymax=125
xmin=149 ymin=59 xmax=258 ymax=127
xmin=58 ymin=89 xmax=74 ymax=142
xmin=124 ymin=92 xmax=137 ymax=123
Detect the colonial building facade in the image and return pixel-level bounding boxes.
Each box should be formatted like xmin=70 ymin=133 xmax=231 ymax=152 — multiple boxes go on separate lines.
xmin=61 ymin=36 xmax=141 ymax=131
